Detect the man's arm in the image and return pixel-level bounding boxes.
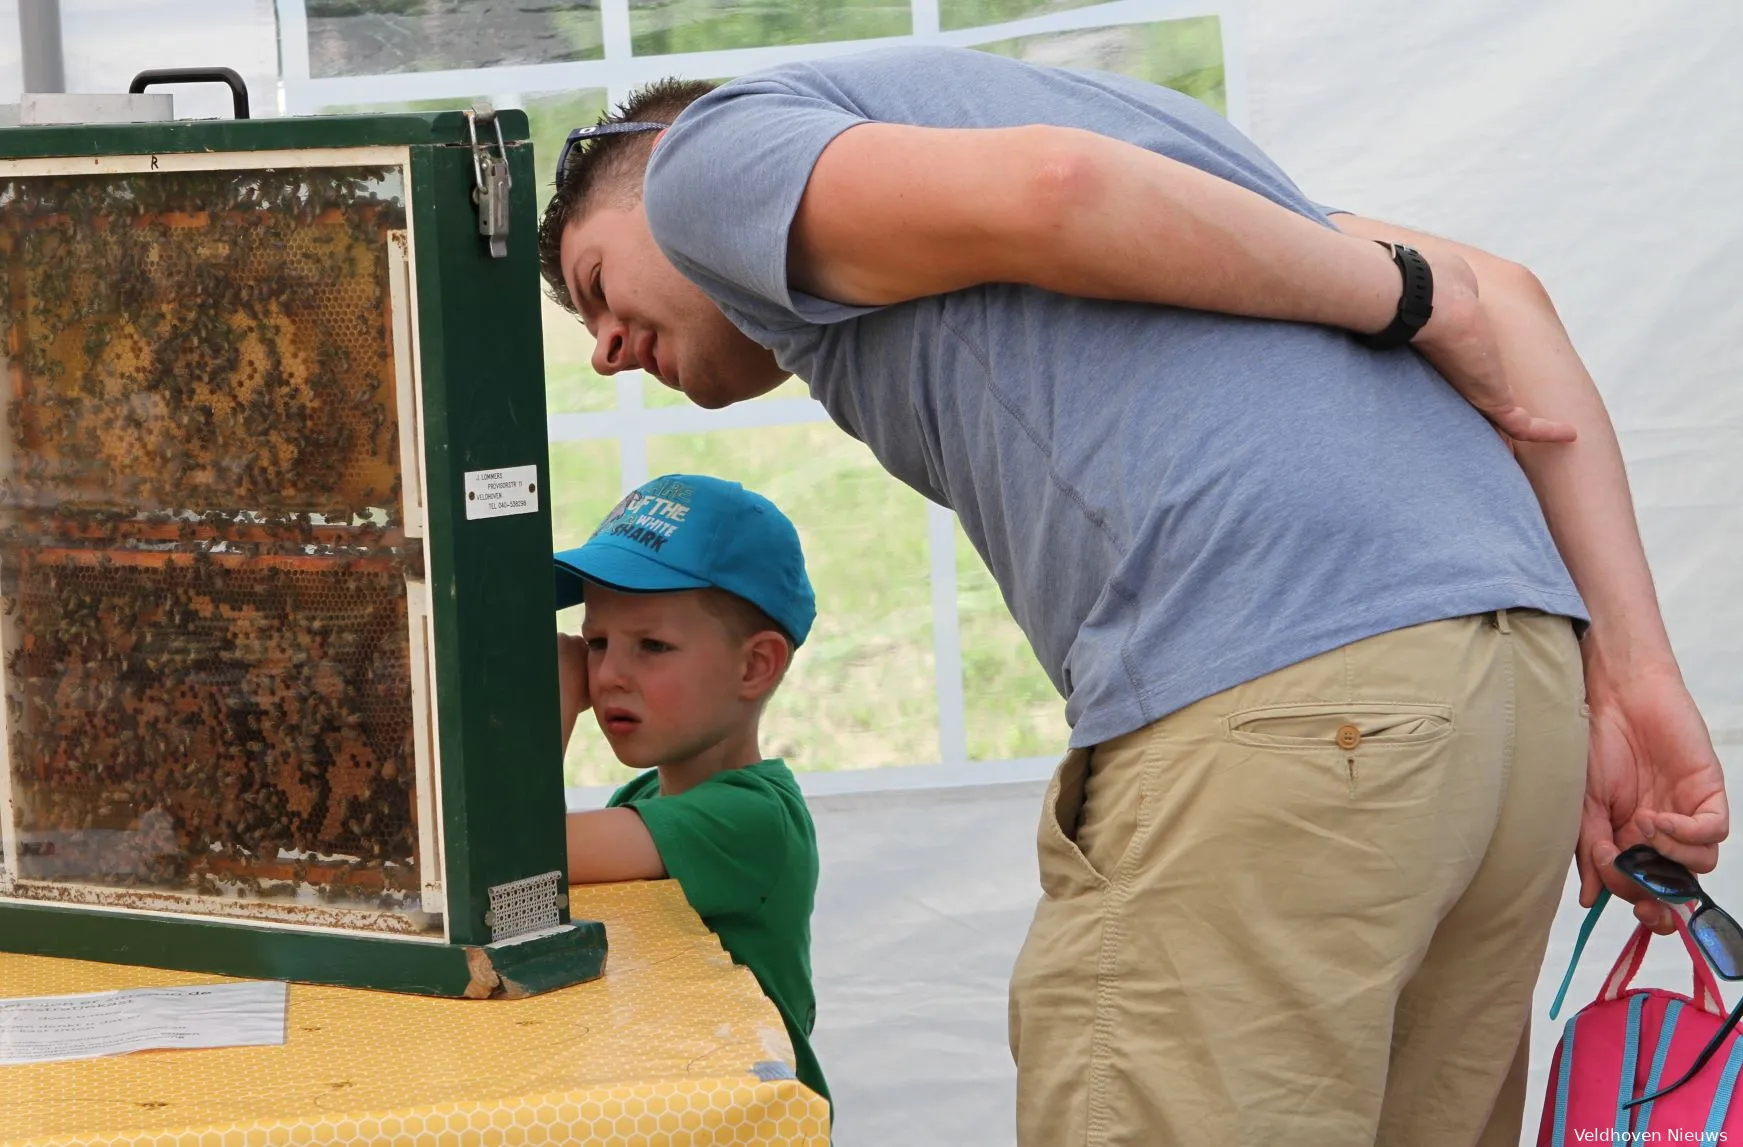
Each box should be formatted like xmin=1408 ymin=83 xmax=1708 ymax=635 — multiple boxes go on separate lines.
xmin=1334 ymin=213 xmax=1728 ymax=922
xmin=787 ymin=122 xmax=1571 ymax=441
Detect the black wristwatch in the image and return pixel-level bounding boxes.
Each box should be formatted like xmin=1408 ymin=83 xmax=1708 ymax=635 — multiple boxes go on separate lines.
xmin=1354 ymin=241 xmax=1434 ymax=350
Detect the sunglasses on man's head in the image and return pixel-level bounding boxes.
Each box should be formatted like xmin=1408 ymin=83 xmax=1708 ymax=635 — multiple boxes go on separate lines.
xmin=553 ymin=121 xmax=668 ymax=186
xmin=1614 ymin=845 xmax=1743 ymax=1109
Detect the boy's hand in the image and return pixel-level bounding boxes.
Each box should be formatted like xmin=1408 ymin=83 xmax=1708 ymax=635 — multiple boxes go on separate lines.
xmin=557 ymin=632 xmax=591 ymax=752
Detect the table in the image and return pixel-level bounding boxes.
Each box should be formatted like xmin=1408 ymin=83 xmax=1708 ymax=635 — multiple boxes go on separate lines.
xmin=0 ymin=881 xmax=831 ymax=1146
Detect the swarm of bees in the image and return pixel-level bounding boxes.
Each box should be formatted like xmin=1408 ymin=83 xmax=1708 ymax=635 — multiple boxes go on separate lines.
xmin=0 ymin=166 xmax=423 ymax=917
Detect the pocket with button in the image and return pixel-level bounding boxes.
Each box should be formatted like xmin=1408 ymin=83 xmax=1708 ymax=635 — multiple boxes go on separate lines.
xmin=1225 ymin=702 xmax=1455 ymax=750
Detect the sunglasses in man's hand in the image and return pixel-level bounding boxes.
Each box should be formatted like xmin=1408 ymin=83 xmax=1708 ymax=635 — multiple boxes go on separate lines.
xmin=1616 ymin=845 xmax=1743 ymax=976
xmin=1613 ymin=844 xmax=1743 ymax=1108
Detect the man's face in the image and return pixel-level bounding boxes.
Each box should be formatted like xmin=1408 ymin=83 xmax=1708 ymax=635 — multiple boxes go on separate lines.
xmin=560 ymin=199 xmax=788 ymax=409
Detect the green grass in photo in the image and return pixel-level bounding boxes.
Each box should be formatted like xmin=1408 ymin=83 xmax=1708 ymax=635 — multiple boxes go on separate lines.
xmin=549 ymin=439 xmax=631 ymax=787
xmin=974 ymin=15 xmax=1226 ymax=116
xmin=642 ymin=373 xmax=812 ymax=408
xmin=941 ymin=0 xmax=1099 ymax=33
xmin=646 ymin=423 xmax=939 ymax=774
xmin=318 ymin=96 xmax=474 ymax=116
xmin=544 ymin=298 xmax=620 ymax=415
xmin=955 ymin=528 xmax=1069 ymax=761
xmin=524 ymin=88 xmax=612 ymax=211
xmin=628 ymin=0 xmax=910 ymax=56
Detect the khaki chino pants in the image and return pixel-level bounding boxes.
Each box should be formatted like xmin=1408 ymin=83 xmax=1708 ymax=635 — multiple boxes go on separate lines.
xmin=1009 ymin=611 xmax=1587 ymax=1147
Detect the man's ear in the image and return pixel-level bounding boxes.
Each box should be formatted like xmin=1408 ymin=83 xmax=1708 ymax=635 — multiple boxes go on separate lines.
xmin=739 ymin=630 xmax=792 ymax=701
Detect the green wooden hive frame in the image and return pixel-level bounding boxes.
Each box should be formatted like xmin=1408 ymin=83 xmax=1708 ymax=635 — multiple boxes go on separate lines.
xmin=0 ymin=108 xmax=604 ymax=997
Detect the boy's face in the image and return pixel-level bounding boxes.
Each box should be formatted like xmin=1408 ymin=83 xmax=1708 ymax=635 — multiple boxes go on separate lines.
xmin=580 ymin=584 xmax=770 ymax=770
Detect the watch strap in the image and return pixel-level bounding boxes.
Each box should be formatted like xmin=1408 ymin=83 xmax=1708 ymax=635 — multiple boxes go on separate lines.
xmin=1355 ymin=241 xmax=1434 ymax=350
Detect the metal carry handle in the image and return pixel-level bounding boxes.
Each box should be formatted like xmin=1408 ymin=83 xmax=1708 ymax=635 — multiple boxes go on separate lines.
xmin=128 ymin=67 xmax=250 ymax=120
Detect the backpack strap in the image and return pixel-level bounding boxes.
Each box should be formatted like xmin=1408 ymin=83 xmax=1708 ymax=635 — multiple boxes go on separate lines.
xmin=1550 ymin=1013 xmax=1580 ymax=1146
xmin=1600 ymin=918 xmax=1653 ymax=1003
xmin=1602 ymin=902 xmax=1727 ymax=1016
xmin=1613 ymin=993 xmax=1650 ymax=1138
xmin=1549 ymin=891 xmax=1726 ymax=1020
xmin=1704 ymin=1034 xmax=1743 ymax=1136
xmin=1630 ymin=998 xmax=1686 ymax=1136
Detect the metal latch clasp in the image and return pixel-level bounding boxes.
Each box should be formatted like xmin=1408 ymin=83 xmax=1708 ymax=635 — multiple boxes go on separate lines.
xmin=465 ymin=101 xmax=511 ymax=259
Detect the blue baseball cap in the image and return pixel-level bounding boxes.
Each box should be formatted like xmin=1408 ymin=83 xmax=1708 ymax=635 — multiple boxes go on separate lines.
xmin=554 ymin=474 xmax=816 ymax=646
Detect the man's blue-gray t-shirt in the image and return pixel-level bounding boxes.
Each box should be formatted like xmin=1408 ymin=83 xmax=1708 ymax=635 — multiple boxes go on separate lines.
xmin=644 ymin=45 xmax=1587 ymax=748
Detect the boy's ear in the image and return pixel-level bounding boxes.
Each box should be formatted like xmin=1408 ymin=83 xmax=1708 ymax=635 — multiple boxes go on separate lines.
xmin=738 ymin=630 xmax=792 ymax=701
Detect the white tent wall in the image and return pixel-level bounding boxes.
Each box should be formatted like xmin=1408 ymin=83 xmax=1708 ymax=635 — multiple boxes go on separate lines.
xmin=1 ymin=1 xmax=281 ymax=117
xmin=804 ymin=4 xmax=1743 ymax=1145
xmin=3 ymin=2 xmax=1737 ymax=1144
xmin=807 ymin=777 xmax=1046 ymax=1146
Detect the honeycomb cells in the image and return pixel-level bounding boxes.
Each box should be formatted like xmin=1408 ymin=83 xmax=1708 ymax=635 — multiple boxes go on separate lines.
xmin=0 ymin=166 xmax=428 ymax=931
xmin=1 ymin=168 xmax=405 ymax=516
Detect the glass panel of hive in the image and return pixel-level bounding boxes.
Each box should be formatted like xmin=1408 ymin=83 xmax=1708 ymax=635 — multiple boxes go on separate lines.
xmin=0 ymin=165 xmax=433 ymax=935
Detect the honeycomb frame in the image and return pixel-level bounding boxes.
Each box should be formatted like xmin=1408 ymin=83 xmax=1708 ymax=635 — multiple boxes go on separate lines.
xmin=0 ymin=155 xmax=442 ymax=937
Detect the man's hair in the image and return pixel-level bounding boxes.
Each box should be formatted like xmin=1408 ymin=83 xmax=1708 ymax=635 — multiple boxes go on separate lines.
xmin=536 ymin=78 xmax=718 ymax=316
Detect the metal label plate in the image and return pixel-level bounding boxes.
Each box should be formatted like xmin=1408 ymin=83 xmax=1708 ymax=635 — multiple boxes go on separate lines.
xmin=463 ymin=465 xmax=539 ymax=521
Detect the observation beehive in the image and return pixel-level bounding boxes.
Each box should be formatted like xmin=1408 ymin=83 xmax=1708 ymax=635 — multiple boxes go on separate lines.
xmin=0 ymin=106 xmax=602 ymax=996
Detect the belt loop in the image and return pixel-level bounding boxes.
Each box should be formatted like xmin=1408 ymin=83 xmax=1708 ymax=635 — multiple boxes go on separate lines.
xmin=1494 ymin=608 xmax=1512 ymax=634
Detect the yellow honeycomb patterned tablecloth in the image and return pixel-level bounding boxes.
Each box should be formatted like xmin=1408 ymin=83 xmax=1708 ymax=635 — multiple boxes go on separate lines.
xmin=0 ymin=881 xmax=830 ymax=1146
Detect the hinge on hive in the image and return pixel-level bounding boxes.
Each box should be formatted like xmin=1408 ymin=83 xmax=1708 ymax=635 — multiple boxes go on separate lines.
xmin=464 ymin=101 xmax=512 ymax=259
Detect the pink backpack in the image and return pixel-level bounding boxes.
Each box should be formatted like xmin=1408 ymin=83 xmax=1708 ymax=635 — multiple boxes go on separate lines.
xmin=1538 ymin=895 xmax=1743 ymax=1144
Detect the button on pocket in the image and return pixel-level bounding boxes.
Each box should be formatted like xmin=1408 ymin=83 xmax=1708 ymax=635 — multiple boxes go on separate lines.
xmin=1226 ymin=702 xmax=1455 ymax=750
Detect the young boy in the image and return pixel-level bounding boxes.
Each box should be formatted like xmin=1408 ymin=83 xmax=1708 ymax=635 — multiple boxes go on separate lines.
xmin=553 ymin=473 xmax=829 ymax=1110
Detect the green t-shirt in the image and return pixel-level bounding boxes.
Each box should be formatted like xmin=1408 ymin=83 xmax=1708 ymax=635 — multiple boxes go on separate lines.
xmin=609 ymin=759 xmax=828 ymax=1106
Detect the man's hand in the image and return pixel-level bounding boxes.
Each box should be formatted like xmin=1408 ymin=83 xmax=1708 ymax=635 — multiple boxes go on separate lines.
xmin=557 ymin=632 xmax=590 ymax=752
xmin=1405 ymin=249 xmax=1578 ymax=444
xmin=1581 ymin=663 xmax=1729 ymax=932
